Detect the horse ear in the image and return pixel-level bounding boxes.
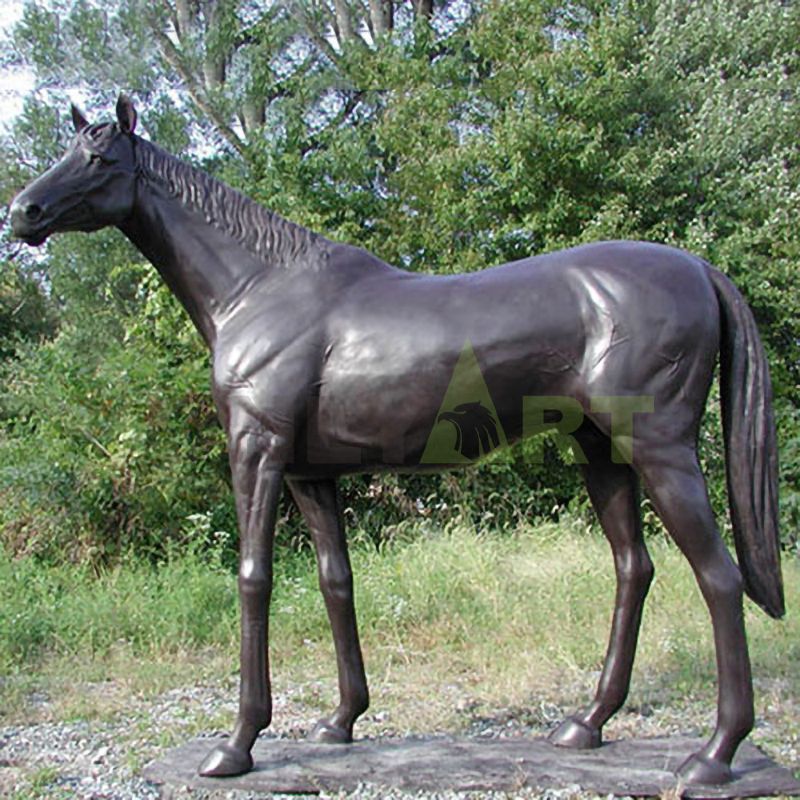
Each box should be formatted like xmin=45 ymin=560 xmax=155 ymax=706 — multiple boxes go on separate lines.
xmin=116 ymin=93 xmax=137 ymax=134
xmin=71 ymin=103 xmax=89 ymax=132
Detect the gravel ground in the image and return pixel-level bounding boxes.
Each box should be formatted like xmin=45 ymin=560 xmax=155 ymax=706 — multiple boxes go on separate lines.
xmin=1 ymin=676 xmax=797 ymax=799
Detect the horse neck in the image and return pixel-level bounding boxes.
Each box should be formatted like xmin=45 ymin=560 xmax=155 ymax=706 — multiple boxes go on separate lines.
xmin=118 ymin=138 xmax=329 ymax=349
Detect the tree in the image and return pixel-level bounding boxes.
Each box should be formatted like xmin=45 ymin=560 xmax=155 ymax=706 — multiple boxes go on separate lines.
xmin=2 ymin=0 xmax=452 ymax=157
xmin=0 ymin=262 xmax=54 ymax=360
xmin=0 ymin=0 xmax=797 ymax=561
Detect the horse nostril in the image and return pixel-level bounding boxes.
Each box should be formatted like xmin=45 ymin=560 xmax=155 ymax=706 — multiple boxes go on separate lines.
xmin=9 ymin=197 xmax=48 ymax=240
xmin=24 ymin=203 xmax=44 ymax=222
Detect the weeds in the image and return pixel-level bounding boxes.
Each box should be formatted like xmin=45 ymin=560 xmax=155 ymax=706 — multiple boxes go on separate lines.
xmin=0 ymin=516 xmax=797 ymax=734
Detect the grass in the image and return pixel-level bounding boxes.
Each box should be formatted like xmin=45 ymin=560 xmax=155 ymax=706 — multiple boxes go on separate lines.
xmin=0 ymin=516 xmax=798 ymax=792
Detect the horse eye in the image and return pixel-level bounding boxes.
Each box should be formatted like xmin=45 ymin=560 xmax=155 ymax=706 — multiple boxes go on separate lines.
xmin=88 ymin=152 xmax=106 ymax=165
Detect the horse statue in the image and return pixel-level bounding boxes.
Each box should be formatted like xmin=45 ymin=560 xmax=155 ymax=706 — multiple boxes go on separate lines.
xmin=10 ymin=95 xmax=783 ymax=786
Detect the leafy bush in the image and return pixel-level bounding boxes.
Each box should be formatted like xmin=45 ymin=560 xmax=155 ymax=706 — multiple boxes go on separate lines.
xmin=0 ymin=313 xmax=233 ymax=562
xmin=0 ymin=1 xmax=797 ymax=563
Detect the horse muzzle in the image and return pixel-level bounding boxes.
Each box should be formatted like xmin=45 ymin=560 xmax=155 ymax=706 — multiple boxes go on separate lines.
xmin=9 ymin=196 xmax=52 ymax=246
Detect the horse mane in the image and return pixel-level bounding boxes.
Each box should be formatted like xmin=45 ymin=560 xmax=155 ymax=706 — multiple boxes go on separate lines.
xmin=134 ymin=136 xmax=331 ymax=271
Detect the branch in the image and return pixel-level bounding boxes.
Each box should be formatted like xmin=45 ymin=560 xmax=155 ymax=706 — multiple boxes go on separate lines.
xmin=300 ymin=89 xmax=365 ymax=155
xmin=412 ymin=0 xmax=433 ymax=20
xmin=289 ymin=2 xmax=343 ymax=65
xmin=80 ymin=428 xmax=113 ymax=459
xmin=332 ymin=0 xmax=355 ymax=43
xmin=174 ymin=0 xmax=197 ymax=38
xmin=232 ymin=5 xmax=286 ymax=56
xmin=151 ymin=25 xmax=246 ymax=155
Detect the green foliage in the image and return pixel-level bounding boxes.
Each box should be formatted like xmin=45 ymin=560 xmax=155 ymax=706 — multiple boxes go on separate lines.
xmin=0 ymin=264 xmax=54 ymax=359
xmin=0 ymin=0 xmax=798 ymax=561
xmin=0 ymin=537 xmax=238 ymax=674
xmin=2 ymin=520 xmax=798 ymax=703
xmin=0 ymin=298 xmax=232 ymax=562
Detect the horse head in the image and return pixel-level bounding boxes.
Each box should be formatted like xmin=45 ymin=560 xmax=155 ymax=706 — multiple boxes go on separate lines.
xmin=10 ymin=95 xmax=139 ymax=246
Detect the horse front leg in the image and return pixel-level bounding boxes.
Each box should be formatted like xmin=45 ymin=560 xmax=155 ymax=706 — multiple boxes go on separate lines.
xmin=199 ymin=410 xmax=285 ymax=777
xmin=288 ymin=477 xmax=369 ymax=742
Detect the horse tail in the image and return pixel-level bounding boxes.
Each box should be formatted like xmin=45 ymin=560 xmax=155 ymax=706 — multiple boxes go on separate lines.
xmin=708 ymin=265 xmax=784 ymax=619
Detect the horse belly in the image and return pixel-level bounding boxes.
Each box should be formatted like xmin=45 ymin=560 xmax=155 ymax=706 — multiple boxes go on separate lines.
xmin=300 ymin=324 xmax=585 ymax=473
xmin=304 ymin=370 xmax=449 ymax=470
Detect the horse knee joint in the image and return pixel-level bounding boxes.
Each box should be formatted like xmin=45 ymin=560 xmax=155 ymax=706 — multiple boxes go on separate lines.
xmin=617 ymin=550 xmax=654 ymax=593
xmin=239 ymin=562 xmax=271 ymax=596
xmin=320 ymin=569 xmax=353 ymax=604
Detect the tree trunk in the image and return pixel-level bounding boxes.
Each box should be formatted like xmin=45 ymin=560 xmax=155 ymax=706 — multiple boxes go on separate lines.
xmin=201 ymin=0 xmax=226 ymax=91
xmin=368 ymin=0 xmax=393 ymax=37
xmin=175 ymin=0 xmax=197 ymax=37
xmin=412 ymin=0 xmax=433 ymax=20
xmin=203 ymin=55 xmax=226 ymax=90
xmin=333 ymin=0 xmax=355 ymax=44
xmin=241 ymin=99 xmax=266 ymax=134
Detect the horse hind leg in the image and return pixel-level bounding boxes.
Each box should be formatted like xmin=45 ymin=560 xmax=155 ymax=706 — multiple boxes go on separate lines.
xmin=637 ymin=445 xmax=753 ymax=785
xmin=549 ymin=424 xmax=654 ymax=750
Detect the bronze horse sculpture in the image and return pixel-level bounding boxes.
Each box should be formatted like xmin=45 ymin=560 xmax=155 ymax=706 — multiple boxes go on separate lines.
xmin=10 ymin=96 xmax=783 ymax=786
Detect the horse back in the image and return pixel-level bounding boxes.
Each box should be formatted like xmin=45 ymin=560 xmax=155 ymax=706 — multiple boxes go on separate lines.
xmin=300 ymin=241 xmax=719 ymax=473
xmin=212 ymin=240 xmax=719 ymax=473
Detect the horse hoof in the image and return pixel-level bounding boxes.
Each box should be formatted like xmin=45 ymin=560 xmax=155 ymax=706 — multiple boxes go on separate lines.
xmin=197 ymin=742 xmax=254 ymax=777
xmin=548 ymin=716 xmax=601 ymax=749
xmin=307 ymin=719 xmax=352 ymax=744
xmin=677 ymin=753 xmax=733 ymax=785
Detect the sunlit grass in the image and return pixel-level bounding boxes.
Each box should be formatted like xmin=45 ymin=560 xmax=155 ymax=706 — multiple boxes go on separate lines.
xmin=0 ymin=517 xmax=797 ymax=740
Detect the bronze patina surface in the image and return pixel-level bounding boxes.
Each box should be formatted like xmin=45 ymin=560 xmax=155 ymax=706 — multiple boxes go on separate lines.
xmin=10 ymin=96 xmax=784 ymax=787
